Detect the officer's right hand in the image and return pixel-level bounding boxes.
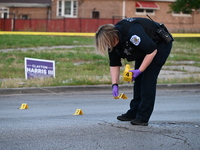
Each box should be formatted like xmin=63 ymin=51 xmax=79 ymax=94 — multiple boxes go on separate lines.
xmin=112 ymin=84 xmax=119 ymax=97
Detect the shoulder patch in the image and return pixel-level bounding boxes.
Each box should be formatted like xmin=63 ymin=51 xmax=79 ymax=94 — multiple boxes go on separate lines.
xmin=130 ymin=35 xmax=141 ymax=46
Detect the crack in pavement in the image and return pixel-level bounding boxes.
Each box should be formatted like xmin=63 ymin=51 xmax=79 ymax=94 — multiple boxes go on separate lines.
xmin=98 ymin=121 xmax=200 ymax=148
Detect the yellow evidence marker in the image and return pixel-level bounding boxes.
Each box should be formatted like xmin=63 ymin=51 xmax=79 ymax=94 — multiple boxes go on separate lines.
xmin=19 ymin=103 xmax=29 ymax=109
xmin=123 ymin=64 xmax=133 ymax=82
xmin=114 ymin=93 xmax=128 ymax=99
xmin=73 ymin=109 xmax=84 ymax=115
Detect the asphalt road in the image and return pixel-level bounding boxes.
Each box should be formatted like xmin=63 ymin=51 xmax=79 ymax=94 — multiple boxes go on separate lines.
xmin=0 ymin=89 xmax=200 ymax=150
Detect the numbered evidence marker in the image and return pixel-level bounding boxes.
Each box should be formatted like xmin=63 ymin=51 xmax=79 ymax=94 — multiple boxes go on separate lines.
xmin=123 ymin=64 xmax=133 ymax=82
xmin=114 ymin=93 xmax=128 ymax=99
xmin=73 ymin=109 xmax=84 ymax=115
xmin=19 ymin=103 xmax=29 ymax=109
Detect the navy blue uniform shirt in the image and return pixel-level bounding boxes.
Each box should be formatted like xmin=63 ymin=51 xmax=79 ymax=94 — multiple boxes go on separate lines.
xmin=109 ymin=18 xmax=157 ymax=66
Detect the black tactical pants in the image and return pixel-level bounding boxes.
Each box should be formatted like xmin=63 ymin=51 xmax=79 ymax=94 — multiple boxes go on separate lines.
xmin=126 ymin=41 xmax=172 ymax=122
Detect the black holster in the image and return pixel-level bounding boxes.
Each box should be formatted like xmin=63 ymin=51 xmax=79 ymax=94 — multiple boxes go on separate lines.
xmin=154 ymin=23 xmax=174 ymax=44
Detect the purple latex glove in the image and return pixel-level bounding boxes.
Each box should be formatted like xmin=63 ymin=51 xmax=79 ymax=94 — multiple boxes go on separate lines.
xmin=129 ymin=69 xmax=142 ymax=81
xmin=112 ymin=84 xmax=119 ymax=97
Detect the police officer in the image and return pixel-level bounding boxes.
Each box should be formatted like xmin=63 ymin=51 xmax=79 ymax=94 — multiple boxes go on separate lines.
xmin=95 ymin=17 xmax=173 ymax=126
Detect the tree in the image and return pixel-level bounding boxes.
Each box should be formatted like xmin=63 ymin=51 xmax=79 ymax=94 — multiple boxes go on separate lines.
xmin=170 ymin=0 xmax=200 ymax=14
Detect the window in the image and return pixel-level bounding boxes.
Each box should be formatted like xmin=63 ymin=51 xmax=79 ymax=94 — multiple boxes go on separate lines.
xmin=92 ymin=11 xmax=99 ymax=19
xmin=172 ymin=11 xmax=191 ymax=17
xmin=57 ymin=0 xmax=78 ymax=18
xmin=22 ymin=15 xmax=28 ymax=20
xmin=136 ymin=9 xmax=154 ymax=15
xmin=135 ymin=1 xmax=158 ymax=15
xmin=0 ymin=7 xmax=9 ymax=18
xmin=58 ymin=1 xmax=62 ymax=16
xmin=65 ymin=1 xmax=71 ymax=15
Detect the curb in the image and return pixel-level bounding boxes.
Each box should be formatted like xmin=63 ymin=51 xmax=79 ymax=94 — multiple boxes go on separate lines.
xmin=0 ymin=83 xmax=199 ymax=95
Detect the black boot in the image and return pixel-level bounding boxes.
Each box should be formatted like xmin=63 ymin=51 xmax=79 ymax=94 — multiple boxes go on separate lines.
xmin=130 ymin=119 xmax=148 ymax=126
xmin=117 ymin=114 xmax=134 ymax=121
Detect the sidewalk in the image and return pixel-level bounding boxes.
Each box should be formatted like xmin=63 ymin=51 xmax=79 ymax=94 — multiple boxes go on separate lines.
xmin=0 ymin=45 xmax=93 ymax=53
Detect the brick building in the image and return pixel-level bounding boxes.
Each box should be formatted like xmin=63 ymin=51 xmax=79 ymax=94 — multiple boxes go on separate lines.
xmin=0 ymin=0 xmax=199 ymax=32
xmin=0 ymin=0 xmax=51 ymax=19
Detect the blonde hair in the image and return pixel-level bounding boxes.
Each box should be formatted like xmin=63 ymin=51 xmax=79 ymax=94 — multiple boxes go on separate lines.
xmin=95 ymin=24 xmax=119 ymax=55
